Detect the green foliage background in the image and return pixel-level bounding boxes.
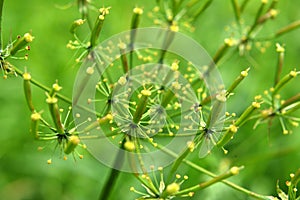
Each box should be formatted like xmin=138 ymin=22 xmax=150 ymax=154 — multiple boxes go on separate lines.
xmin=0 ymin=0 xmax=299 ymax=199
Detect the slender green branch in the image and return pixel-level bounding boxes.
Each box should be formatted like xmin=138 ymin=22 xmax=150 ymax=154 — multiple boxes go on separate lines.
xmin=167 ymin=134 xmax=203 ymax=183
xmin=0 ymin=0 xmax=3 ymax=49
xmin=226 ymin=68 xmax=250 ymax=97
xmin=247 ymin=1 xmax=266 ymax=38
xmin=183 ymin=160 xmax=273 ymax=200
xmin=14 ymin=66 xmax=103 ymax=118
xmin=98 ymin=137 xmax=125 ymax=200
xmin=13 ymin=67 xmax=72 ymax=104
xmin=175 ymin=166 xmax=243 ymax=196
xmin=191 ymin=0 xmax=213 ymax=21
xmin=156 ymin=144 xmax=274 ymax=200
xmin=0 ymin=0 xmax=4 ymax=49
xmin=240 ymin=0 xmax=250 ymax=13
xmin=231 ymin=0 xmax=240 ymax=24
xmin=279 ymin=93 xmax=300 ymax=111
xmin=275 ymin=20 xmax=300 ymax=38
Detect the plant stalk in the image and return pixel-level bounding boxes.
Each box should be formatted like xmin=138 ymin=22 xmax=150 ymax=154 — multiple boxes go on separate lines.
xmin=156 ymin=144 xmax=274 ymax=200
xmin=0 ymin=0 xmax=4 ymax=49
xmin=98 ymin=138 xmax=125 ymax=200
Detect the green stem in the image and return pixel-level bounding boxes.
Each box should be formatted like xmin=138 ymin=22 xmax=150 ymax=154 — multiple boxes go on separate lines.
xmin=274 ymin=51 xmax=284 ymax=86
xmin=226 ymin=68 xmax=250 ymax=97
xmin=175 ymin=166 xmax=242 ymax=196
xmin=156 ymin=144 xmax=274 ymax=200
xmin=213 ymin=43 xmax=230 ymax=65
xmin=129 ymin=8 xmax=143 ymax=70
xmin=231 ymin=0 xmax=240 ymax=24
xmin=279 ymin=93 xmax=300 ymax=111
xmin=133 ymin=90 xmax=151 ymax=124
xmin=98 ymin=137 xmax=125 ymax=200
xmin=13 ymin=67 xmax=72 ymax=104
xmin=183 ymin=160 xmax=273 ymax=200
xmin=158 ymin=27 xmax=176 ymax=64
xmin=0 ymin=0 xmax=3 ymax=49
xmin=247 ymin=1 xmax=266 ymax=38
xmin=167 ymin=134 xmax=203 ymax=183
xmin=191 ymin=0 xmax=213 ymax=20
xmin=14 ymin=66 xmax=102 ymax=117
xmin=275 ymin=20 xmax=300 ymax=38
xmin=240 ymin=0 xmax=250 ymax=13
xmin=272 ymin=71 xmax=299 ymax=97
xmin=77 ymin=0 xmax=92 ymax=30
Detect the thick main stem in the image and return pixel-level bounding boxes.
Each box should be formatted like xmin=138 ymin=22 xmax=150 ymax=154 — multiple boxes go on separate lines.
xmin=0 ymin=0 xmax=4 ymax=49
xmin=98 ymin=138 xmax=125 ymax=200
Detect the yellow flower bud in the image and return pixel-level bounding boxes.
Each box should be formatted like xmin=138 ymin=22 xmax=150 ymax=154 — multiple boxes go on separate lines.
xmin=276 ymin=43 xmax=285 ymax=53
xmin=30 ymin=112 xmax=41 ymax=139
xmin=24 ymin=33 xmax=34 ymax=43
xmin=230 ymin=166 xmax=240 ymax=175
xmin=86 ymin=67 xmax=95 ymax=75
xmin=133 ymin=7 xmax=143 ymax=15
xmin=10 ymin=33 xmax=34 ymax=55
xmin=23 ymin=72 xmax=31 ymax=80
xmin=64 ymin=135 xmax=80 ymax=154
xmin=229 ymin=125 xmax=238 ymax=133
xmin=124 ymin=141 xmax=135 ymax=151
xmin=252 ymin=102 xmax=261 ymax=108
xmin=170 ymin=24 xmax=179 ymax=32
xmin=166 ymin=183 xmax=180 ymax=195
xmin=289 ymin=70 xmax=297 ymax=78
xmin=141 ymin=89 xmax=152 ymax=96
xmin=52 ymin=83 xmax=62 ymax=92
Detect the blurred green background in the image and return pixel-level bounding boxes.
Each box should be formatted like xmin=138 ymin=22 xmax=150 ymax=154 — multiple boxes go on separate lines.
xmin=0 ymin=0 xmax=299 ymax=199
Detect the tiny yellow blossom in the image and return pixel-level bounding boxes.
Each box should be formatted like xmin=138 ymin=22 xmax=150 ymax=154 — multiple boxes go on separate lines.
xmin=172 ymin=81 xmax=181 ymax=90
xmin=99 ymin=15 xmax=105 ymax=21
xmin=24 ymin=33 xmax=34 ymax=43
xmin=230 ymin=166 xmax=240 ymax=175
xmin=270 ymin=9 xmax=278 ymax=17
xmin=53 ymin=83 xmax=62 ymax=92
xmin=166 ymin=183 xmax=180 ymax=195
xmin=118 ymin=76 xmax=127 ymax=85
xmin=86 ymin=67 xmax=95 ymax=75
xmin=216 ymin=90 xmax=227 ymax=102
xmin=46 ymin=96 xmax=58 ymax=104
xmin=141 ymin=89 xmax=152 ymax=96
xmin=170 ymin=24 xmax=179 ymax=32
xmin=133 ymin=7 xmax=143 ymax=15
xmin=276 ymin=43 xmax=285 ymax=53
xmin=241 ymin=68 xmax=250 ymax=77
xmin=224 ymin=38 xmax=236 ymax=46
xmin=75 ymin=19 xmax=85 ymax=26
xmin=23 ymin=72 xmax=31 ymax=80
xmin=118 ymin=42 xmax=127 ymax=49
xmin=31 ymin=112 xmax=41 ymax=121
xmin=252 ymin=102 xmax=261 ymax=108
xmin=229 ymin=124 xmax=238 ymax=133
xmin=124 ymin=141 xmax=135 ymax=151
xmin=187 ymin=141 xmax=195 ymax=152
xmin=171 ymin=62 xmax=179 ymax=71
xmin=289 ymin=70 xmax=297 ymax=77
